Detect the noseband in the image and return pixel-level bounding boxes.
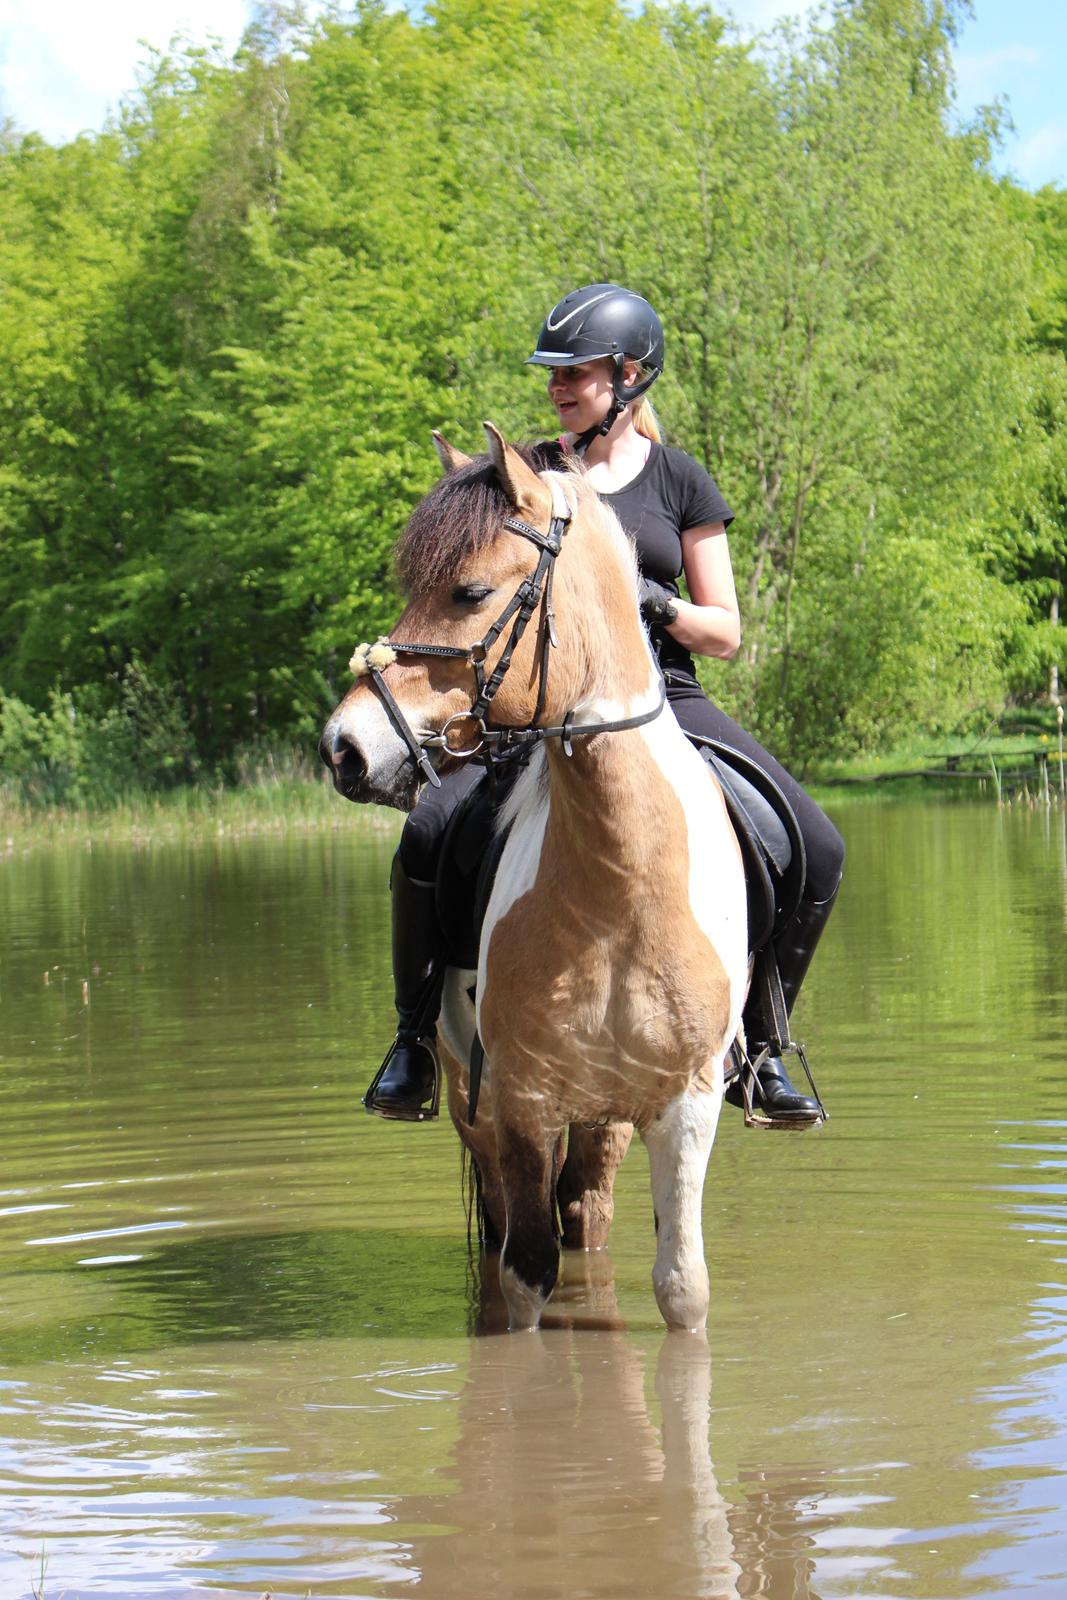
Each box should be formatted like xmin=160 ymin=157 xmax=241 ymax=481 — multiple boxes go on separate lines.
xmin=347 ymin=476 xmax=665 ymax=787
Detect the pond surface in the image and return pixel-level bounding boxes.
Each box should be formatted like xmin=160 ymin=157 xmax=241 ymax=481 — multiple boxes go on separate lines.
xmin=1 ymin=799 xmax=1066 ymax=1600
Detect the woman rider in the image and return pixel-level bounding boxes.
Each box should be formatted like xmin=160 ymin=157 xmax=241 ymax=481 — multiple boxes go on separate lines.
xmin=363 ymin=283 xmax=845 ymax=1125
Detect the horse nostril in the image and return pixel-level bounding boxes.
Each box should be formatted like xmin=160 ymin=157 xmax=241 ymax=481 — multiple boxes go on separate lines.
xmin=322 ymin=731 xmax=367 ymax=788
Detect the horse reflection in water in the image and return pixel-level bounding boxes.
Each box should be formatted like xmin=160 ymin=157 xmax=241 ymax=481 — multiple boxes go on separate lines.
xmin=322 ymin=426 xmax=747 ymax=1331
xmin=375 ymin=1256 xmax=824 ymax=1600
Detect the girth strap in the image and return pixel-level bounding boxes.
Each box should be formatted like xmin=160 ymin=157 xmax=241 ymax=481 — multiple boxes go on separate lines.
xmin=467 ymin=1030 xmax=485 ymax=1125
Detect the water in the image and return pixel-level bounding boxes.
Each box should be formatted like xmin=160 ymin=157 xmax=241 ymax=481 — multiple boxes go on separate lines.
xmin=1 ymin=801 xmax=1066 ymax=1599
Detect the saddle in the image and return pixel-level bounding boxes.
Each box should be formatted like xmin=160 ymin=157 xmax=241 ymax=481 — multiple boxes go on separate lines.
xmin=434 ymin=738 xmax=804 ymax=970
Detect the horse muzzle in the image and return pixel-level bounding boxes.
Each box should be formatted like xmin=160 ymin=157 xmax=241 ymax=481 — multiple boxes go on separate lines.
xmin=318 ymin=721 xmax=420 ymax=810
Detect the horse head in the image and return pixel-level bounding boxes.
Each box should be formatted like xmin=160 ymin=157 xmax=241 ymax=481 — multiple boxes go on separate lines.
xmin=319 ymin=424 xmax=649 ymax=809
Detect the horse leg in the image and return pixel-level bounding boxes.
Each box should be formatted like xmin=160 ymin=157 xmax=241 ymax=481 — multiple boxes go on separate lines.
xmin=557 ymin=1121 xmax=634 ymax=1251
xmin=497 ymin=1121 xmax=562 ymax=1331
xmin=438 ymin=1037 xmax=508 ymax=1247
xmin=642 ymin=1085 xmax=723 ymax=1332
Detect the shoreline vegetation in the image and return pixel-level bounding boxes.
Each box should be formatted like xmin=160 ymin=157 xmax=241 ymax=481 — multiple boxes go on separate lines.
xmin=0 ymin=758 xmax=402 ymax=852
xmin=2 ymin=2 xmax=1066 ymax=793
xmin=4 ymin=717 xmax=1064 ymax=852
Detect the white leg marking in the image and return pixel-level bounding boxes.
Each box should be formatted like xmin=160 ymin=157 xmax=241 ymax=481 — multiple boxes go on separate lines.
xmin=643 ymin=1083 xmax=723 ymax=1331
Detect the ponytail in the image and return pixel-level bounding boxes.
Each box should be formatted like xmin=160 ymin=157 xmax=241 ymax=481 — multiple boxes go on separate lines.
xmin=631 ymin=395 xmax=662 ymax=444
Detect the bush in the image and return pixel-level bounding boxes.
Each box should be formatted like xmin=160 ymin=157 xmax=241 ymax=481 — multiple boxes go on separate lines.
xmin=0 ymin=662 xmax=199 ymax=806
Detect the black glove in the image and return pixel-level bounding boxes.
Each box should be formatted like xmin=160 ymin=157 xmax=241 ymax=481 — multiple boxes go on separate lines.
xmin=638 ymin=576 xmax=679 ymax=626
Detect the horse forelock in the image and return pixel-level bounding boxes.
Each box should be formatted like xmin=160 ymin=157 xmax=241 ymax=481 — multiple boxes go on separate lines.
xmin=395 ymin=448 xmax=546 ymax=599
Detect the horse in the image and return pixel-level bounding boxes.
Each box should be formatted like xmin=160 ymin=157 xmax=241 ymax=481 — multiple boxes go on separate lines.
xmin=320 ymin=424 xmax=748 ymax=1331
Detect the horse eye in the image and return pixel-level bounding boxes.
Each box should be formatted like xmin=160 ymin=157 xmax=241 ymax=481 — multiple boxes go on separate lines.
xmin=452 ymin=583 xmax=492 ymax=606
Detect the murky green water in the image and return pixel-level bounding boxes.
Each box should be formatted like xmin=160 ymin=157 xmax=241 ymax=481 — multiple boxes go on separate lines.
xmin=1 ymin=800 xmax=1066 ymax=1599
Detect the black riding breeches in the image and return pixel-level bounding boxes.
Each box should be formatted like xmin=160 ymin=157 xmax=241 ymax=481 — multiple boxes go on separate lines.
xmin=396 ymin=762 xmax=484 ymax=885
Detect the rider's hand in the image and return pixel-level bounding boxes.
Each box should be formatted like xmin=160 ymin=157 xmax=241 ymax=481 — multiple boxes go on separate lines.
xmin=638 ymin=577 xmax=679 ymax=626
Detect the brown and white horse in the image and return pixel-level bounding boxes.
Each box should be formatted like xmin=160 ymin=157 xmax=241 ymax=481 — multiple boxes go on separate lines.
xmin=321 ymin=425 xmax=747 ymax=1331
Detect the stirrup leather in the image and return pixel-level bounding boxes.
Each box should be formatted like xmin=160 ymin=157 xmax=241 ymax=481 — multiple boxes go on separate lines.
xmin=363 ymin=1036 xmax=442 ymax=1122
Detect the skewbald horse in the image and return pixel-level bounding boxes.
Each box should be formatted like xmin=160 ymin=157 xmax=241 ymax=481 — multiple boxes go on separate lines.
xmin=321 ymin=425 xmax=747 ymax=1331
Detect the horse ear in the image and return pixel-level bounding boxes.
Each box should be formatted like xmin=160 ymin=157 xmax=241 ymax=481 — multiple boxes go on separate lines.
xmin=483 ymin=421 xmax=551 ymax=519
xmin=432 ymin=431 xmax=472 ymax=474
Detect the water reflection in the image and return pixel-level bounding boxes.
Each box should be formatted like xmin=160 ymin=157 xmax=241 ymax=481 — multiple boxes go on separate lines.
xmin=396 ymin=1256 xmax=746 ymax=1600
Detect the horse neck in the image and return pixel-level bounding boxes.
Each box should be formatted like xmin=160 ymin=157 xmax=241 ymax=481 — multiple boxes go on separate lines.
xmin=545 ymin=498 xmax=652 ymax=715
xmin=540 ymin=663 xmax=683 ymax=871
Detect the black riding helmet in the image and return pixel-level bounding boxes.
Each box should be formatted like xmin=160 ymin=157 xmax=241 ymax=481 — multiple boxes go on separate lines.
xmin=527 ymin=283 xmax=664 ymax=453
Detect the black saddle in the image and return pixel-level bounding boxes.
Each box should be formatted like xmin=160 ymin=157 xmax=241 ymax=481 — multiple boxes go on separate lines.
xmin=434 ymin=739 xmax=804 ymax=968
xmin=689 ymin=738 xmax=805 ymax=952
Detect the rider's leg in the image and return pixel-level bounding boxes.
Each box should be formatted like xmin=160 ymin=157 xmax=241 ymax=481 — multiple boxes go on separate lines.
xmin=665 ymin=671 xmax=845 ymax=1121
xmin=363 ymin=855 xmax=444 ymax=1119
xmin=739 ymin=874 xmax=842 ymax=1121
xmin=363 ymin=765 xmax=483 ymax=1121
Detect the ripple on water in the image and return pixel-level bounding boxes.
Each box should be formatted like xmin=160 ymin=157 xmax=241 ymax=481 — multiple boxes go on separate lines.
xmin=1 ymin=811 xmax=1067 ymax=1597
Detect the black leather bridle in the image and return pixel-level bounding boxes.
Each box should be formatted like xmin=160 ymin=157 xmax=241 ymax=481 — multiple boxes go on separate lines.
xmin=347 ymin=480 xmax=665 ymax=788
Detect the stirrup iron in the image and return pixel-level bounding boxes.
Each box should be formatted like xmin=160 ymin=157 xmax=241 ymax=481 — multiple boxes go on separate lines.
xmin=734 ymin=1038 xmax=826 ymax=1130
xmin=362 ymin=1037 xmax=442 ymax=1122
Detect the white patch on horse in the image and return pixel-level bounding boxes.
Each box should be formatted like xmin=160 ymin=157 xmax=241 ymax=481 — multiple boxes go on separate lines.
xmin=643 ymin=1086 xmax=723 ymax=1330
xmin=440 ymin=966 xmax=478 ymax=1070
xmin=477 ymin=748 xmax=550 ymax=1013
xmin=640 ymin=706 xmax=748 ymax=1066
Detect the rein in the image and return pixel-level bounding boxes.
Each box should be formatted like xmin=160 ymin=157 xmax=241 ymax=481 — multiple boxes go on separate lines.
xmin=347 ymin=477 xmax=665 ymax=787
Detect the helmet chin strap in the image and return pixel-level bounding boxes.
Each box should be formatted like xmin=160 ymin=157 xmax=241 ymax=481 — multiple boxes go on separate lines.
xmin=571 ymin=397 xmax=625 ymax=459
xmin=570 ymin=352 xmax=658 ymax=458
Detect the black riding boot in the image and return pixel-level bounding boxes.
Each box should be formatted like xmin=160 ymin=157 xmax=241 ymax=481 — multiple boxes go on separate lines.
xmin=733 ymin=878 xmax=841 ymax=1125
xmin=362 ymin=857 xmax=443 ymax=1122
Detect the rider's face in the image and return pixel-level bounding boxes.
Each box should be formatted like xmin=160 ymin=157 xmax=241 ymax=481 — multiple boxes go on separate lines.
xmin=546 ymin=358 xmax=616 ymax=433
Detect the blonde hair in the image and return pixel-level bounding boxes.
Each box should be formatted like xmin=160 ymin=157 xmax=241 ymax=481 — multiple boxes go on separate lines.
xmin=631 ymin=394 xmax=662 ymax=444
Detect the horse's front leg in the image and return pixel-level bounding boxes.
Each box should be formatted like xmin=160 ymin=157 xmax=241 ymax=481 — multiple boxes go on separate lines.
xmin=557 ymin=1121 xmax=634 ymax=1251
xmin=496 ymin=1113 xmax=564 ymax=1332
xmin=642 ymin=1081 xmax=724 ymax=1332
xmin=439 ymin=971 xmax=509 ymax=1247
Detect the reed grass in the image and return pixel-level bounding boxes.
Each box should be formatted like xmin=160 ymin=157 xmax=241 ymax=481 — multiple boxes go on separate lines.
xmin=0 ymin=757 xmax=401 ymax=852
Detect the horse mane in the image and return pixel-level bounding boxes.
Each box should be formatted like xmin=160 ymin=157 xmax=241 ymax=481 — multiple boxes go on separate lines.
xmin=396 ymin=445 xmax=548 ymax=598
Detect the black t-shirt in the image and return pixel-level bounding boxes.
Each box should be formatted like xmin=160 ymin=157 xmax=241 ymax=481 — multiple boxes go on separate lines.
xmin=598 ymin=444 xmax=733 ymax=587
xmin=534 ymin=440 xmax=734 ymax=675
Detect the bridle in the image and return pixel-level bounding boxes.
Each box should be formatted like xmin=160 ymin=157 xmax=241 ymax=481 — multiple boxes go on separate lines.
xmin=346 ymin=473 xmax=665 ymax=788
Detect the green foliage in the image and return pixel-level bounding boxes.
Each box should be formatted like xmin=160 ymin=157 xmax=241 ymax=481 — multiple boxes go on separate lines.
xmin=0 ymin=663 xmax=198 ymax=804
xmin=0 ymin=0 xmax=1062 ymax=781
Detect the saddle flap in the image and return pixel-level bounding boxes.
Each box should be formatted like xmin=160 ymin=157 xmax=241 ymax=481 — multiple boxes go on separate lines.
xmin=693 ymin=739 xmax=807 ymax=948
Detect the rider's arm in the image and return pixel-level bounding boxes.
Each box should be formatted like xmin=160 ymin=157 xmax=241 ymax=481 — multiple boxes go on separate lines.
xmin=666 ymin=522 xmax=742 ymax=660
